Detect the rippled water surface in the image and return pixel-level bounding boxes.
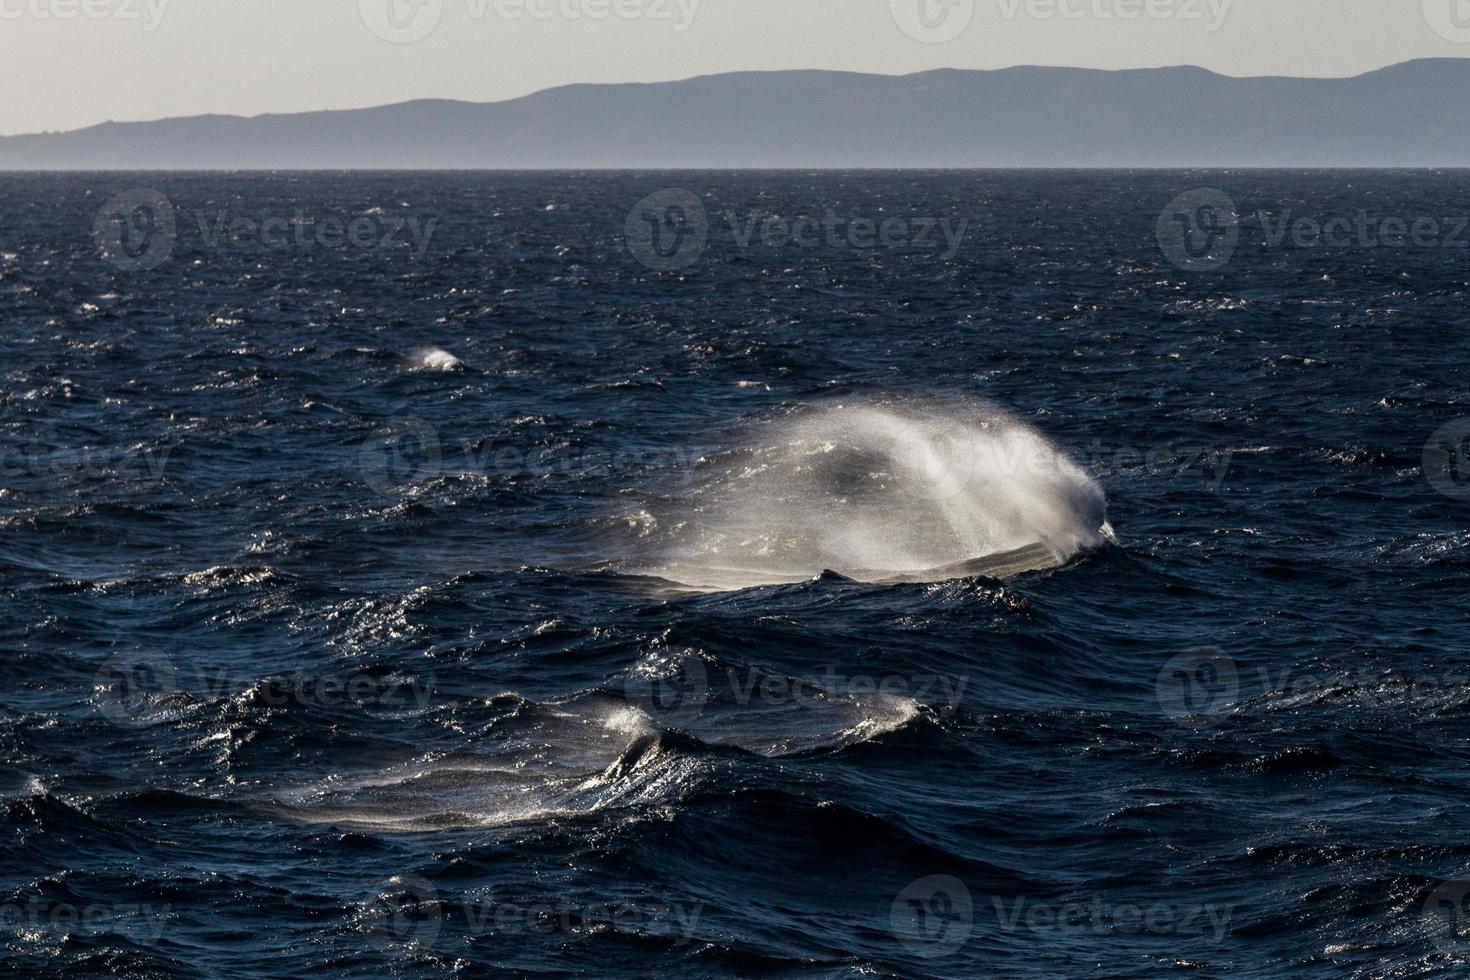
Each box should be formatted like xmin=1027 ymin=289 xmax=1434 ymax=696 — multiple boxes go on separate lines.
xmin=2 ymin=172 xmax=1470 ymax=978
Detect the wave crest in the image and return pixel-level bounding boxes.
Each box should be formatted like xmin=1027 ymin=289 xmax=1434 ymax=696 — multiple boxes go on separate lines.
xmin=641 ymin=400 xmax=1108 ymax=591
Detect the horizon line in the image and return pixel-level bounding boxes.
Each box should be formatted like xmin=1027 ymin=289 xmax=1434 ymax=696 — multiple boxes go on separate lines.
xmin=8 ymin=167 xmax=1470 ymax=175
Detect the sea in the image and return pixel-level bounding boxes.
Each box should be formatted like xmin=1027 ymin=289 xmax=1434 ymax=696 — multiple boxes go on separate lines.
xmin=2 ymin=171 xmax=1469 ymax=978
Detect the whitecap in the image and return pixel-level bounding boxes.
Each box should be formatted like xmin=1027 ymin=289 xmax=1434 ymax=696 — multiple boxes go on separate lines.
xmin=411 ymin=347 xmax=464 ymax=372
xmin=637 ymin=398 xmax=1109 ymax=592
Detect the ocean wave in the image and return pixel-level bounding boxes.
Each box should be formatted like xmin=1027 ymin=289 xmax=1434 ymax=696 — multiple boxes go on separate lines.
xmin=410 ymin=347 xmax=465 ymax=372
xmin=632 ymin=399 xmax=1108 ymax=592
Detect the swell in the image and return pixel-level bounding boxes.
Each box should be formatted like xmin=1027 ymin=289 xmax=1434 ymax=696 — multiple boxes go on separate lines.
xmin=261 ymin=668 xmax=958 ymax=833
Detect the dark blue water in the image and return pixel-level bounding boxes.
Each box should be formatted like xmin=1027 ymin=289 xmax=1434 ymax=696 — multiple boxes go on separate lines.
xmin=3 ymin=171 xmax=1470 ymax=978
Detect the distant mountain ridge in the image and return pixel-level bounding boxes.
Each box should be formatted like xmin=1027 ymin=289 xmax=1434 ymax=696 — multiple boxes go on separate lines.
xmin=4 ymin=60 xmax=1470 ymax=169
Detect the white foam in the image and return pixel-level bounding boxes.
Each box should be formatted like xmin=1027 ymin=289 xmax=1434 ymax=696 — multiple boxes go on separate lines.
xmin=839 ymin=696 xmax=923 ymax=744
xmin=273 ymin=698 xmax=697 ymax=832
xmin=412 ymin=347 xmax=464 ymax=372
xmin=642 ymin=399 xmax=1108 ymax=591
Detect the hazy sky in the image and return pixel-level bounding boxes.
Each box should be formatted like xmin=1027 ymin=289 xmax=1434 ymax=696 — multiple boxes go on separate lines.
xmin=2 ymin=0 xmax=1467 ymax=135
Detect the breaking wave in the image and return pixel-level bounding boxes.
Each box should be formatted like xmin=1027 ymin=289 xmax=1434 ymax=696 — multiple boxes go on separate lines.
xmin=640 ymin=400 xmax=1110 ymax=592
